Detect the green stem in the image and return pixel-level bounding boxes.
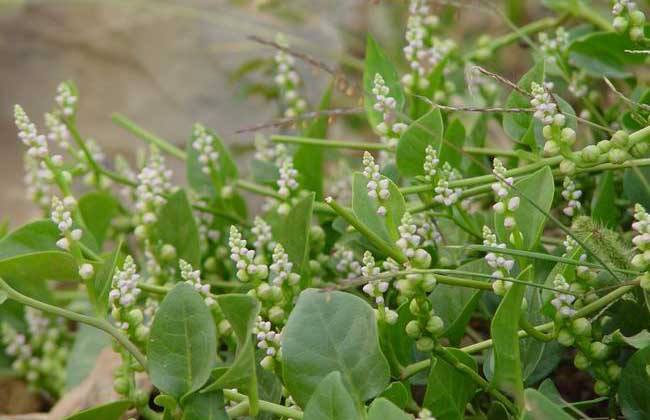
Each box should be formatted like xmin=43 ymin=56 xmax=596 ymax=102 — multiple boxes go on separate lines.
xmin=112 ymin=113 xmax=187 ymax=160
xmin=325 ymin=197 xmax=407 ymax=264
xmin=78 ymin=241 xmax=103 ymax=262
xmin=63 ymin=119 xmax=103 ymax=183
xmin=572 ymin=2 xmax=613 ymax=31
xmin=0 ymin=278 xmax=148 ymax=370
xmin=401 ymin=284 xmax=637 ymax=378
xmin=235 ymin=179 xmax=283 ymax=200
xmin=223 ymin=389 xmax=303 ymax=419
xmin=434 ymin=346 xmax=518 ymax=415
xmin=519 ymin=316 xmax=554 ymax=342
xmin=272 ymin=135 xmax=387 ymax=151
xmin=227 ymin=401 xmax=250 ymax=418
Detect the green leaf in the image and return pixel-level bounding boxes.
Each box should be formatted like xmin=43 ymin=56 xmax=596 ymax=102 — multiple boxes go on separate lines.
xmin=396 ymin=109 xmax=444 ymax=178
xmin=202 ymin=294 xmax=259 ymax=392
xmin=464 ymin=114 xmax=489 ymax=177
xmin=282 ymin=289 xmax=390 ymax=406
xmin=303 ymin=371 xmax=362 ymax=420
xmin=65 ymin=324 xmax=111 ymax=391
xmin=378 ymin=382 xmax=409 ymax=409
xmin=352 ymin=172 xmax=406 ymax=245
xmin=442 ymin=118 xmax=465 ymax=170
xmin=279 ymin=192 xmax=314 ymax=278
xmin=0 ymin=220 xmax=81 ymax=282
xmin=78 ymin=191 xmax=119 ymax=247
xmin=379 ymin=302 xmax=416 ymax=376
xmin=502 ymin=62 xmax=544 ymax=147
xmin=491 ymin=271 xmax=530 ymax=404
xmin=521 ymin=388 xmax=573 ymax=420
xmin=604 ymin=329 xmax=650 ymax=349
xmin=155 ymin=189 xmax=201 ymax=267
xmin=423 ymin=349 xmax=477 ymax=420
xmin=591 ymin=171 xmax=618 ymax=228
xmin=148 ymin=283 xmax=216 ymax=399
xmin=91 ymin=242 xmax=122 ymax=317
xmin=294 ymin=85 xmax=333 ymax=200
xmin=64 ymin=400 xmax=131 ymax=420
xmin=363 ymin=34 xmax=404 ymax=130
xmin=620 ymin=345 xmax=650 ymax=420
xmin=624 ymin=166 xmax=650 ymax=210
xmin=495 ymin=166 xmax=555 ymax=250
xmin=429 ymin=259 xmax=489 ymax=345
xmin=367 ymin=397 xmax=410 ymax=420
xmin=569 ymin=31 xmax=647 ymax=79
xmin=181 ymin=391 xmax=228 ymax=420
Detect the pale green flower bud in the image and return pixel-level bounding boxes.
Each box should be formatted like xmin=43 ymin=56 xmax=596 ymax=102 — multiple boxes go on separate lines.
xmin=572 ymin=317 xmax=592 ymax=336
xmin=416 ymin=337 xmax=434 ymax=352
xmin=597 ymin=140 xmax=612 ymax=153
xmin=544 ymin=140 xmax=560 ymax=156
xmin=630 ymin=26 xmax=645 ymax=41
xmin=630 ymin=10 xmax=646 ymax=26
xmin=581 ymin=145 xmax=600 ymax=163
xmin=561 ymin=128 xmax=576 ymax=145
xmin=594 ymin=380 xmax=610 ymax=396
xmin=405 ymin=320 xmax=421 ymax=338
xmin=607 ymin=148 xmax=627 ymax=164
xmin=557 ymin=328 xmax=575 ymax=347
xmin=426 ymin=316 xmax=444 ymax=335
xmin=160 ymin=244 xmax=177 ymax=262
xmin=613 ymin=16 xmax=629 ymax=32
xmin=412 ymin=249 xmax=432 ymax=269
xmin=559 ymin=159 xmax=576 ymax=174
xmin=590 ymin=341 xmax=609 ymax=360
xmin=611 ymin=130 xmax=629 ymax=147
xmin=574 ymin=352 xmax=590 ymax=370
xmin=607 ymin=362 xmax=622 ymax=382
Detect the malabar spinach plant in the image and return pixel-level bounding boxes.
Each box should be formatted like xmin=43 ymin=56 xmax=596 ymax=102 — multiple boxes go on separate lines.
xmin=4 ymin=0 xmax=650 ymax=419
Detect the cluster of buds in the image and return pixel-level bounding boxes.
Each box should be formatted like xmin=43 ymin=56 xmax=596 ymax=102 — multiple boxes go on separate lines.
xmin=372 ymin=74 xmax=408 ymax=151
xmin=482 ymin=226 xmax=514 ymax=295
xmin=15 ymin=105 xmax=50 ymax=160
xmin=194 ymin=203 xmax=220 ymax=251
xmin=54 ymin=82 xmax=77 ymax=117
xmin=538 ymin=27 xmax=569 ymax=65
xmin=179 ymin=259 xmax=215 ymax=307
xmin=612 ymin=0 xmax=646 ymax=41
xmin=632 ymin=204 xmax=650 ymax=277
xmin=254 ymin=318 xmax=282 ymax=370
xmin=423 ymin=145 xmax=439 ymax=183
xmin=133 ymin=147 xmax=174 ymax=238
xmin=363 ymin=151 xmax=391 ymax=216
xmin=579 ymin=130 xmax=641 ymax=169
xmin=332 ymin=244 xmax=362 ymax=280
xmin=531 ymin=82 xmax=562 ymax=126
xmin=433 ymin=162 xmax=463 ymax=206
xmin=2 ymin=309 xmax=68 ymax=396
xmin=361 ymin=252 xmax=397 ymax=324
xmin=397 ymin=213 xmax=432 ymax=268
xmin=277 ymin=153 xmax=299 ymax=200
xmin=44 ymin=112 xmax=71 ymax=151
xmin=562 ymin=236 xmax=597 ymax=302
xmin=228 ymin=226 xmax=269 ymax=282
xmin=569 ymin=70 xmax=589 ymax=98
xmin=561 ymin=177 xmax=582 ymax=217
xmin=51 ymin=196 xmax=82 ymax=250
xmin=405 ymin=297 xmax=444 ymax=352
xmin=192 ymin=124 xmax=219 ymax=175
xmin=491 ymin=159 xmax=519 ymax=231
xmin=24 ymin=155 xmax=52 ymax=210
xmin=551 ymin=274 xmax=577 ymax=317
xmin=413 ymin=212 xmax=442 ymax=247
xmin=269 ymin=244 xmax=300 ymax=288
xmin=109 ymin=256 xmax=148 ymax=343
xmin=273 ymin=35 xmax=307 ymax=118
xmin=252 ymin=216 xmax=275 ymax=256
xmin=401 ymin=0 xmax=452 ymax=92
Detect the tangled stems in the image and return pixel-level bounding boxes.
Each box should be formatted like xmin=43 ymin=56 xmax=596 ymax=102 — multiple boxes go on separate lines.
xmin=401 ymin=282 xmax=638 ymax=380
xmin=0 ymin=278 xmax=148 ymax=370
xmin=223 ymin=389 xmax=304 ymax=419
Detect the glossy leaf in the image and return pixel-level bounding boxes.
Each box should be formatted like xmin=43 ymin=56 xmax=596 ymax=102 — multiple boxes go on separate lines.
xmin=604 ymin=329 xmax=650 ymax=349
xmin=521 ymin=389 xmax=573 ymax=420
xmin=494 ymin=166 xmax=555 ymax=250
xmin=367 ymin=397 xmax=410 ymax=420
xmin=363 ymin=34 xmax=404 ymax=130
xmin=148 ymin=283 xmax=216 ymax=399
xmin=181 ymin=391 xmax=228 ymax=420
xmin=202 ymin=294 xmax=259 ymax=392
xmin=619 ymin=345 xmax=650 ymax=420
xmin=303 ymin=371 xmax=361 ymax=420
xmin=64 ymin=400 xmax=131 ymax=420
xmin=503 ymin=62 xmax=544 ymax=147
xmin=423 ymin=349 xmax=478 ymax=420
xmin=279 ymin=192 xmax=314 ymax=278
xmin=591 ymin=171 xmax=617 ymax=228
xmin=352 ymin=171 xmax=406 ymax=244
xmin=429 ymin=259 xmax=489 ymax=345
xmin=282 ymin=289 xmax=390 ymax=406
xmin=569 ymin=31 xmax=646 ymax=78
xmin=155 ymin=189 xmax=201 ymax=267
xmin=396 ymin=109 xmax=444 ymax=177
xmin=491 ymin=271 xmax=530 ymax=404
xmin=624 ymin=166 xmax=650 ymax=210
xmin=91 ymin=241 xmax=122 ymax=317
xmin=78 ymin=191 xmax=119 ymax=247
xmin=378 ymin=382 xmax=409 ymax=409
xmin=0 ymin=220 xmax=80 ymax=282
xmin=294 ymin=85 xmax=333 ymax=200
